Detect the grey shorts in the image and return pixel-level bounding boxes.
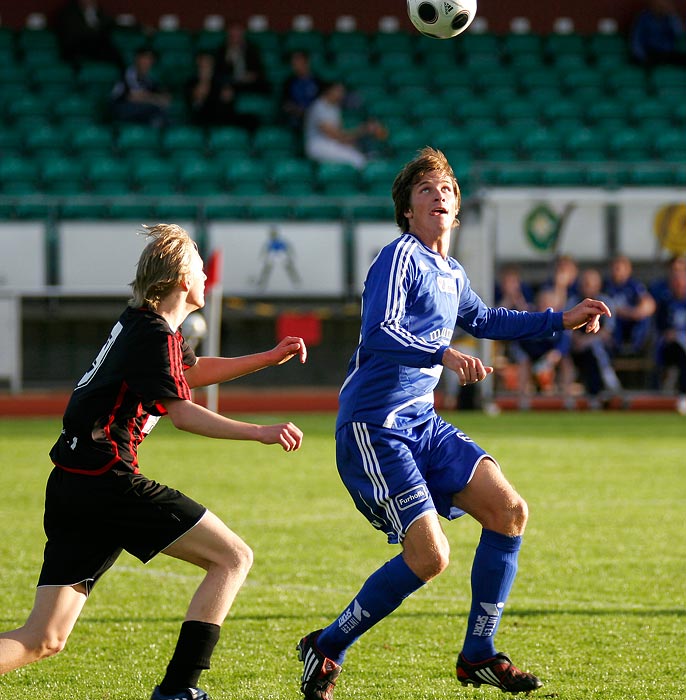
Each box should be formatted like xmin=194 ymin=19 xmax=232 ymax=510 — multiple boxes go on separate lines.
xmin=38 ymin=466 xmax=206 ymax=591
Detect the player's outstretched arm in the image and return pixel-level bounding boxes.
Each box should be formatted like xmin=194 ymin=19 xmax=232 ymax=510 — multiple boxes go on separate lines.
xmin=161 ymin=398 xmax=303 ymax=451
xmin=184 ymin=336 xmax=307 ymax=388
xmin=562 ymin=298 xmax=612 ymax=334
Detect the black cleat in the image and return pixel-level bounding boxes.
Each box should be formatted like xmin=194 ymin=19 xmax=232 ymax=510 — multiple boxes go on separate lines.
xmin=456 ymin=652 xmax=543 ymax=694
xmin=297 ymin=629 xmax=342 ymax=700
xmin=150 ymin=687 xmax=209 ymax=700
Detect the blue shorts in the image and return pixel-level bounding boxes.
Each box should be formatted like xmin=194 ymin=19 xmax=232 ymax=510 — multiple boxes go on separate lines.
xmin=335 ymin=414 xmax=493 ymax=544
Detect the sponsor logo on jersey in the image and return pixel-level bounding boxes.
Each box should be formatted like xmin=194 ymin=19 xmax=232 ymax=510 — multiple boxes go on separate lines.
xmin=437 ymin=275 xmax=457 ymax=294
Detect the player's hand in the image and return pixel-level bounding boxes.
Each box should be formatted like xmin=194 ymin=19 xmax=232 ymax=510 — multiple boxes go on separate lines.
xmin=268 ymin=336 xmax=308 ymax=365
xmin=563 ymin=298 xmax=612 ymax=333
xmin=441 ymin=347 xmax=494 ymax=386
xmin=259 ymin=422 xmax=303 ymax=451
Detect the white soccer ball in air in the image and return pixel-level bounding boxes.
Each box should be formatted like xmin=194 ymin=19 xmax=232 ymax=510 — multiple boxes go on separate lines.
xmin=406 ymin=0 xmax=477 ymax=39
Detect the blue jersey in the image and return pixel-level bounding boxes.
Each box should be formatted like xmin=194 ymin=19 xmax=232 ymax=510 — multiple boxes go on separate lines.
xmin=337 ymin=233 xmax=564 ymax=430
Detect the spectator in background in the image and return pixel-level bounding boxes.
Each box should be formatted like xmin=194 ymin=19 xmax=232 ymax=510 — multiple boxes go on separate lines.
xmin=304 ymin=80 xmax=387 ymax=170
xmin=55 ymin=0 xmax=122 ymax=68
xmin=630 ymin=0 xmax=686 ymax=66
xmin=110 ymin=46 xmax=172 ymax=128
xmin=540 ymin=254 xmax=579 ymax=311
xmin=510 ymin=288 xmax=573 ymax=408
xmin=603 ymin=255 xmax=656 ymax=356
xmin=654 ymin=266 xmax=686 ymax=414
xmin=649 ymin=255 xmax=686 ymax=305
xmin=281 ymin=50 xmax=323 ymax=131
xmin=569 ymin=268 xmax=623 ymax=409
xmin=495 ymin=264 xmax=534 ymax=311
xmin=214 ymin=22 xmax=269 ymax=97
xmin=186 ymin=51 xmax=258 ymax=131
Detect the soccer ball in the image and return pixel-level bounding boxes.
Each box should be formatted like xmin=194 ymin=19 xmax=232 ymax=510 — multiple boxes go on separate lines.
xmin=406 ymin=0 xmax=477 ymax=39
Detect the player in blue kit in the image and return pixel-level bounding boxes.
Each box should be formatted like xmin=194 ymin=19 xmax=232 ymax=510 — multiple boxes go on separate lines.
xmin=297 ymin=148 xmax=611 ymax=698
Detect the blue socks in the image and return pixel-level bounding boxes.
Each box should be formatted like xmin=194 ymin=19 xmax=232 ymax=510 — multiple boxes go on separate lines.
xmin=316 ymin=553 xmax=424 ymax=664
xmin=461 ymin=529 xmax=522 ymax=662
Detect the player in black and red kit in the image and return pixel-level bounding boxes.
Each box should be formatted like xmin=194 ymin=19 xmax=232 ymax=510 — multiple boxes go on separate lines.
xmin=0 ymin=224 xmax=307 ymax=700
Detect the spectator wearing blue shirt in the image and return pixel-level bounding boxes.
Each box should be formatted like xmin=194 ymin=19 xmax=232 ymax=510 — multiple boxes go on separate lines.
xmin=569 ymin=268 xmax=623 ymax=409
xmin=281 ymin=50 xmax=323 ymax=130
xmin=603 ymin=255 xmax=656 ymax=356
xmin=630 ymin=0 xmax=686 ymax=66
xmin=654 ymin=266 xmax=686 ymax=414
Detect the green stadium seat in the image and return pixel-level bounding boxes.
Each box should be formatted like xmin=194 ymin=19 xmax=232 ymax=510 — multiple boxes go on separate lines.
xmin=501 ymin=33 xmax=543 ymax=56
xmin=24 ymin=123 xmax=69 ymax=156
xmin=348 ymin=200 xmax=393 ymax=221
xmin=161 ymin=125 xmax=206 ymax=158
xmin=540 ymin=165 xmax=586 ymax=186
xmin=606 ymin=67 xmax=648 ymax=93
xmin=291 ymin=201 xmax=342 ymax=220
xmin=628 ymin=164 xmax=675 ymax=186
xmin=86 ymin=157 xmax=132 ymax=195
xmin=207 ymin=126 xmax=251 ymax=157
xmin=5 ymin=93 xmax=48 ymax=122
xmin=283 ymin=30 xmax=326 ymax=54
xmin=18 ymin=28 xmax=59 ymax=52
xmin=315 ymin=162 xmax=360 ymax=195
xmin=328 ymin=31 xmax=370 ymax=55
xmin=77 ymin=62 xmax=120 ymax=93
xmin=130 ymin=157 xmax=178 ymax=195
xmin=520 ymin=128 xmax=563 ymax=158
xmin=332 ymin=50 xmax=370 ymax=72
xmin=607 ymin=128 xmax=653 ymax=161
xmin=655 ymin=130 xmax=686 ymax=156
xmin=71 ymin=124 xmax=114 ymax=156
xmin=519 ymin=68 xmax=562 ymax=92
xmin=52 ymin=93 xmax=101 ymax=124
xmin=544 ymin=33 xmax=585 ymax=57
xmin=204 ymin=202 xmax=249 ymax=220
xmin=495 ymin=163 xmax=542 ymax=186
xmin=234 ymin=93 xmax=278 ymax=124
xmin=564 ymin=128 xmax=608 ymax=160
xmin=0 ymin=156 xmax=40 ymax=195
xmin=249 ymin=200 xmax=293 ymax=220
xmin=112 ymin=27 xmax=149 ymax=61
xmin=194 ymin=30 xmax=226 ymax=54
xmin=155 ymin=200 xmax=199 ymax=220
xmin=177 ymin=158 xmax=224 ymax=195
xmin=31 ymin=63 xmax=75 ymax=90
xmin=586 ymin=99 xmax=626 ymax=123
xmin=108 ymin=201 xmax=157 ymax=220
xmin=542 ymin=99 xmax=583 ymax=122
xmin=252 ymin=125 xmax=299 ymax=157
xmin=40 ymin=157 xmax=86 ymax=195
xmin=60 ymin=200 xmax=109 ymax=219
xmin=151 ymin=29 xmax=194 ymax=53
xmin=370 ymin=32 xmax=414 ymax=55
xmin=563 ymin=68 xmax=604 ymax=91
xmin=116 ymin=124 xmax=162 ymax=156
xmin=587 ymin=33 xmax=627 ymax=60
xmin=270 ymin=158 xmax=315 ymax=196
xmin=223 ymin=158 xmax=269 ymax=195
xmin=361 ymin=160 xmax=398 ymax=197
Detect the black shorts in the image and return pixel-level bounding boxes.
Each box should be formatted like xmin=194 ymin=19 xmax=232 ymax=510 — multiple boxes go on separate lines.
xmin=38 ymin=466 xmax=206 ymax=591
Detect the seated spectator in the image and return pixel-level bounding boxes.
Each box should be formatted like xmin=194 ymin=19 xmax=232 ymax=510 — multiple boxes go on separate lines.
xmin=495 ymin=264 xmax=534 ymax=311
xmin=110 ymin=47 xmax=172 ymax=128
xmin=281 ymin=50 xmax=323 ymax=131
xmin=569 ymin=268 xmax=623 ymax=409
xmin=55 ymin=0 xmax=122 ymax=68
xmin=186 ymin=51 xmax=258 ymax=131
xmin=304 ymin=81 xmax=387 ymax=170
xmin=603 ymin=255 xmax=656 ymax=356
xmin=630 ymin=0 xmax=686 ymax=66
xmin=654 ymin=265 xmax=686 ymax=414
xmin=214 ymin=22 xmax=270 ymax=96
xmin=649 ymin=255 xmax=686 ymax=305
xmin=510 ymin=289 xmax=573 ymax=409
xmin=540 ymin=254 xmax=579 ymax=310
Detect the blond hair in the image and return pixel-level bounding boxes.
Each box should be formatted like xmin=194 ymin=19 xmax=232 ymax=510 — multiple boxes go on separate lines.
xmin=391 ymin=146 xmax=461 ymax=232
xmin=129 ymin=223 xmax=196 ymax=310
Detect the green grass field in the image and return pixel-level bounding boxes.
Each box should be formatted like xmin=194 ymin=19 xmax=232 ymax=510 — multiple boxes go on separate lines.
xmin=0 ymin=411 xmax=684 ymax=699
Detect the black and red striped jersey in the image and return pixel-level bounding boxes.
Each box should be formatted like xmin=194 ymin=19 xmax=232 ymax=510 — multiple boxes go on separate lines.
xmin=50 ymin=306 xmax=197 ymax=475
